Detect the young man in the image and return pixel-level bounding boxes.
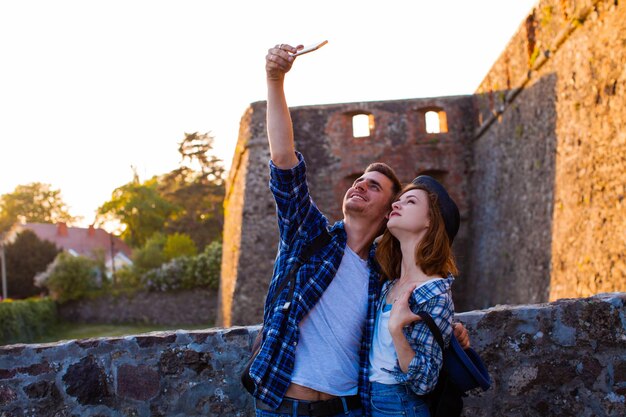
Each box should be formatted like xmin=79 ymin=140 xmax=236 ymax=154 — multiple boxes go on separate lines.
xmin=249 ymin=43 xmax=469 ymax=417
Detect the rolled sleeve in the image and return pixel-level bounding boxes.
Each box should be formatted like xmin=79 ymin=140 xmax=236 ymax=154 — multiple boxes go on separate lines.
xmin=268 ymin=151 xmax=326 ymax=247
xmin=387 ymin=289 xmax=453 ymax=395
xmin=389 ymin=326 xmax=444 ymax=394
xmin=269 ymin=152 xmax=307 ymax=187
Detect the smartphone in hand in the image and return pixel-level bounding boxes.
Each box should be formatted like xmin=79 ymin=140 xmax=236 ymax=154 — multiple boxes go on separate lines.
xmin=291 ymin=40 xmax=328 ymax=57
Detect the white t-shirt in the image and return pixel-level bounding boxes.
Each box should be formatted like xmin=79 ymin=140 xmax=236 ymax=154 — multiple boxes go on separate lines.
xmin=290 ymin=245 xmax=370 ymax=395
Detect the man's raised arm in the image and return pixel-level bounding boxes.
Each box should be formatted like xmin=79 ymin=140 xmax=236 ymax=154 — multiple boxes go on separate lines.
xmin=265 ymin=44 xmax=303 ymax=169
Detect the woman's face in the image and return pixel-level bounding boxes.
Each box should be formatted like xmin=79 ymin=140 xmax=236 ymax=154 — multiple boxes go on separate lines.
xmin=387 ymin=189 xmax=431 ymax=238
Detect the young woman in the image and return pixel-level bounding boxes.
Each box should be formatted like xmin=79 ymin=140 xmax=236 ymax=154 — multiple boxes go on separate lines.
xmin=369 ymin=175 xmax=460 ymax=417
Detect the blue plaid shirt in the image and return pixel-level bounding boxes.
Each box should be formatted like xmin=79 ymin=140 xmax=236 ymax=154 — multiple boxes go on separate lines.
xmin=249 ymin=152 xmax=381 ymax=413
xmin=379 ymin=277 xmax=454 ymax=395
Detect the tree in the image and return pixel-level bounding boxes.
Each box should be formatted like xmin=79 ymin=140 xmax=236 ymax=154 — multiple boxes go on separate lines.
xmin=163 ymin=232 xmax=197 ymax=261
xmin=132 ymin=233 xmax=167 ymax=274
xmin=96 ymin=132 xmax=225 ymax=249
xmin=178 ymin=131 xmax=225 ymax=183
xmin=97 ymin=177 xmax=178 ymax=248
xmin=158 ymin=132 xmax=225 ymax=248
xmin=4 ymin=230 xmax=61 ymax=299
xmin=0 ymin=183 xmax=76 ymax=233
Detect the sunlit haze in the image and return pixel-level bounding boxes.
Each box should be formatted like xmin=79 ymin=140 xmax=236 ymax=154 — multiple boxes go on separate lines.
xmin=0 ymin=0 xmax=538 ymax=227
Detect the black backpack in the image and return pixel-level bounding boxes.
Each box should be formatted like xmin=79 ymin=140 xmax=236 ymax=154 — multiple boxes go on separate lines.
xmin=417 ymin=312 xmax=491 ymax=417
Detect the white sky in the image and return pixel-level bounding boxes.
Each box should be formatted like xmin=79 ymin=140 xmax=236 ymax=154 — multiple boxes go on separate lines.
xmin=0 ymin=0 xmax=537 ymax=227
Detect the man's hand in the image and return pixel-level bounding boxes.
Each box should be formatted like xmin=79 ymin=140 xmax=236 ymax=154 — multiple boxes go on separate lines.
xmin=266 ymin=44 xmax=303 ymax=82
xmin=453 ymin=322 xmax=470 ymax=349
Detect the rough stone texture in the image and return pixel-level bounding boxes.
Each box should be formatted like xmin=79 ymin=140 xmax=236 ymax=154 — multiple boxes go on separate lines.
xmin=218 ymin=102 xmax=275 ymax=328
xmin=0 ymin=325 xmax=259 ymax=417
xmin=0 ymin=294 xmax=625 ymax=416
xmin=58 ymin=289 xmax=217 ymax=326
xmin=471 ymin=0 xmax=626 ymax=308
xmin=219 ymin=97 xmax=476 ymax=326
xmin=63 ymin=355 xmax=112 ymax=406
xmin=116 ymin=364 xmax=160 ymax=401
xmin=469 ymin=70 xmax=558 ymax=309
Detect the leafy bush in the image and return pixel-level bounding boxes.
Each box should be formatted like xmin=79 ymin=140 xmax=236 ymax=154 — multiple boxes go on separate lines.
xmin=132 ymin=233 xmax=167 ymax=273
xmin=188 ymin=241 xmax=221 ymax=290
xmin=141 ymin=257 xmax=187 ymax=292
xmin=113 ymin=265 xmax=142 ymax=289
xmin=0 ymin=298 xmax=57 ymax=345
xmin=163 ymin=232 xmax=197 ymax=260
xmin=140 ymin=241 xmax=221 ymax=292
xmin=43 ymin=253 xmax=101 ymax=303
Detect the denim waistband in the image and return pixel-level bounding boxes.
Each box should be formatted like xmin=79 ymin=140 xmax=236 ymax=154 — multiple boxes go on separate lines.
xmin=369 ymin=382 xmax=414 ymax=395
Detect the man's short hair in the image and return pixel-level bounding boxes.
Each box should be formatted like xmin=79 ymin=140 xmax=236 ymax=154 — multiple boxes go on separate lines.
xmin=364 ymin=162 xmax=402 ymax=196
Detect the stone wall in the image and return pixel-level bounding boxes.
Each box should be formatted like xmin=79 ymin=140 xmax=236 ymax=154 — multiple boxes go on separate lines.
xmin=1 ymin=293 xmax=625 ymax=416
xmin=58 ymin=289 xmax=217 ymax=326
xmin=219 ymin=96 xmax=476 ymax=326
xmin=217 ymin=101 xmax=277 ymax=328
xmin=470 ymin=0 xmax=626 ymax=308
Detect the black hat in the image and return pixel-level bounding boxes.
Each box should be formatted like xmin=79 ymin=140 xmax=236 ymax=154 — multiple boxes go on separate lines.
xmin=411 ymin=176 xmax=460 ymax=244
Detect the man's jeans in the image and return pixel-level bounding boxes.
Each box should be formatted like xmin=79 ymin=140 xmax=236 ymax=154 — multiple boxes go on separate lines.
xmin=255 ymin=409 xmax=363 ymax=417
xmin=254 ymin=399 xmax=363 ymax=417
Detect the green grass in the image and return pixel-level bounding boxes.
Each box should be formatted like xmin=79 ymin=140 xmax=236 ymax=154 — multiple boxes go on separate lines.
xmin=28 ymin=321 xmax=213 ymax=345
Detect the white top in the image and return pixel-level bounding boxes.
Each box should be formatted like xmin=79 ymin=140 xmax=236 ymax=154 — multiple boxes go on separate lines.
xmin=290 ymin=245 xmax=370 ymax=395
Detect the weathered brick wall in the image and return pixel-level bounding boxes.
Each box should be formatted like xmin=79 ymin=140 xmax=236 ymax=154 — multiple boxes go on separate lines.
xmin=470 ymin=0 xmax=626 ymax=308
xmin=57 ymin=289 xmax=217 ymax=326
xmin=218 ymin=96 xmax=476 ymax=326
xmin=1 ymin=293 xmax=625 ymax=416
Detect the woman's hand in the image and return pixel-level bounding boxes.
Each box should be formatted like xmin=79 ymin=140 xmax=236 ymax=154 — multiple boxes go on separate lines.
xmin=388 ymin=284 xmax=421 ymax=334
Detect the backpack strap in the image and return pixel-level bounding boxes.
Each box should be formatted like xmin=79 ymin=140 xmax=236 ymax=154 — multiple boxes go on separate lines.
xmin=417 ymin=311 xmax=445 ymax=353
xmin=269 ymin=229 xmax=333 ymax=311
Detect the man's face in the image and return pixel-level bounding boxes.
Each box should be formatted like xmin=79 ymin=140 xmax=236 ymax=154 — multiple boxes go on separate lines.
xmin=342 ymin=171 xmax=395 ymax=223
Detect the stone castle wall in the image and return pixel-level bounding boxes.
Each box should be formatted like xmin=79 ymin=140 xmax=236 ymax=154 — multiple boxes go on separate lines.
xmin=57 ymin=289 xmax=217 ymax=326
xmin=218 ymin=0 xmax=626 ymax=323
xmin=2 ymin=294 xmax=625 ymax=416
xmin=470 ymin=0 xmax=626 ymax=308
xmin=219 ymin=96 xmax=476 ymax=326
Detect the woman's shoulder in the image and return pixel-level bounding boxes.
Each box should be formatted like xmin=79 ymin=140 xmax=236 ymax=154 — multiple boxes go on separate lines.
xmin=411 ymin=276 xmax=453 ymax=299
xmin=408 ymin=277 xmax=453 ymax=313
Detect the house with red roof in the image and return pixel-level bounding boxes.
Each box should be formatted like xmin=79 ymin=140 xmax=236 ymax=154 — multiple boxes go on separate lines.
xmin=11 ymin=222 xmax=133 ymax=277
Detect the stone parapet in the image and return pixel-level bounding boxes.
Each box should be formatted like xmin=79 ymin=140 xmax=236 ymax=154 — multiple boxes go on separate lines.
xmin=1 ymin=293 xmax=625 ymax=416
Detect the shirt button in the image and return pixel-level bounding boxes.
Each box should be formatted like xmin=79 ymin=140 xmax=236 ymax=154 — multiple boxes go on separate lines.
xmin=293 ymin=342 xmax=297 ymax=346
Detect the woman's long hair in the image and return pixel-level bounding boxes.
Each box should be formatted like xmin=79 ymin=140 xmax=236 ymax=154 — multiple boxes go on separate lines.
xmin=376 ymin=183 xmax=458 ymax=282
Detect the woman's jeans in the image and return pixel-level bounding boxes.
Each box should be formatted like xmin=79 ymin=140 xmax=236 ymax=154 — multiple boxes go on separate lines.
xmin=369 ymin=382 xmax=430 ymax=417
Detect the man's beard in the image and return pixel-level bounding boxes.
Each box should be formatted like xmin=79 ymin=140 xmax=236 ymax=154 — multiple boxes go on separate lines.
xmin=343 ymin=199 xmax=367 ymax=215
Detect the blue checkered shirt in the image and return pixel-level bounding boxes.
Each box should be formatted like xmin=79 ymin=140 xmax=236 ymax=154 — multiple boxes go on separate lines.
xmin=380 ymin=277 xmax=454 ymax=395
xmin=249 ymin=152 xmax=381 ymax=413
